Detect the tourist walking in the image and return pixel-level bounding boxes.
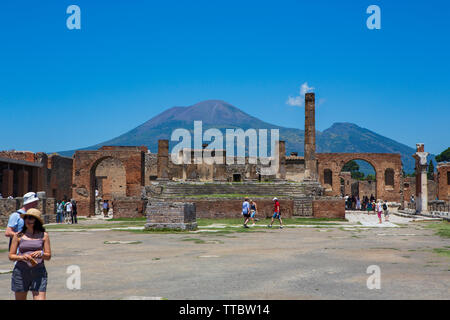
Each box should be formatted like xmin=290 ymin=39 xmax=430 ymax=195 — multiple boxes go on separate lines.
xmin=8 ymin=208 xmax=51 ymax=300
xmin=268 ymin=197 xmax=283 ymax=229
xmin=383 ymin=201 xmax=390 ymax=222
xmin=242 ymin=197 xmax=251 ymax=228
xmin=356 ymin=196 xmax=361 ymax=210
xmin=376 ymin=200 xmax=383 ymax=224
xmin=103 ymin=200 xmax=110 ymax=218
xmin=249 ymin=200 xmax=257 ymax=226
xmin=65 ymin=200 xmax=73 ymax=224
xmin=5 ymin=192 xmax=39 ymax=250
xmin=71 ymin=199 xmax=78 ymax=224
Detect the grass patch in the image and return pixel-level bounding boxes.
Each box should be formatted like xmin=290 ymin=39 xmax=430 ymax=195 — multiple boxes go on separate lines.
xmin=104 ymin=241 xmax=142 ymax=245
xmin=108 ymin=217 xmax=146 ymax=222
xmin=0 ymin=249 xmax=8 ymax=253
xmin=433 ymin=248 xmax=450 ymax=258
xmin=46 ymin=221 xmax=146 ymax=230
xmin=424 ymin=221 xmax=450 ymax=238
xmin=370 ymin=247 xmax=400 ymax=250
xmin=181 ymin=238 xmax=206 ymax=244
xmin=197 ymin=217 xmax=344 ymax=227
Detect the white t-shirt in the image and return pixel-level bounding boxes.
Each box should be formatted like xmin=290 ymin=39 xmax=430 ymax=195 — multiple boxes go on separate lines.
xmin=66 ymin=202 xmax=73 ymax=212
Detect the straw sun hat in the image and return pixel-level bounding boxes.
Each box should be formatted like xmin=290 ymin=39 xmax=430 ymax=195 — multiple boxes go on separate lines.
xmin=20 ymin=208 xmax=44 ymax=225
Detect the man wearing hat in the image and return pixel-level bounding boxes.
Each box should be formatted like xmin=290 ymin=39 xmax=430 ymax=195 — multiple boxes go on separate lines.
xmin=4 ymin=192 xmax=39 ymax=250
xmin=268 ymin=197 xmax=283 ymax=229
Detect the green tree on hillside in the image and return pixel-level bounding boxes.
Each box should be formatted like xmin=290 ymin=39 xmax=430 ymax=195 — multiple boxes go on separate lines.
xmin=435 ymin=147 xmax=450 ymax=162
xmin=342 ymin=160 xmax=365 ymax=180
xmin=342 ymin=160 xmax=359 ymax=172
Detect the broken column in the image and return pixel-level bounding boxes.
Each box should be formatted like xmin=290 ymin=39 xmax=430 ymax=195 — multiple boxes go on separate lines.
xmin=304 ymin=93 xmax=317 ymax=180
xmin=413 ymin=143 xmax=429 ymax=213
xmin=144 ymin=201 xmax=197 ymax=230
xmin=276 ymin=140 xmax=286 ymax=180
xmin=157 ymin=139 xmax=169 ymax=180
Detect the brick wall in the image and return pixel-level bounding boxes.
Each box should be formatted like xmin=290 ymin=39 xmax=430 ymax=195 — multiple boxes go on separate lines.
xmin=0 ymin=197 xmax=56 ymax=226
xmin=191 ymin=199 xmax=294 ymax=219
xmin=112 ymin=198 xmax=146 ymax=218
xmin=312 ymin=198 xmax=345 ymax=219
xmin=145 ymin=201 xmax=197 ymax=230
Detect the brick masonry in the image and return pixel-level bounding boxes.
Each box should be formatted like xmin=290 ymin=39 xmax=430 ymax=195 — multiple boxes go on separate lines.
xmin=145 ymin=201 xmax=197 ymax=230
xmin=191 ymin=199 xmax=294 ymax=219
xmin=317 ymin=153 xmax=403 ymax=202
xmin=72 ymin=146 xmax=147 ymax=216
xmin=0 ymin=197 xmax=56 ymax=227
xmin=436 ymin=163 xmax=450 ymax=201
xmin=312 ymin=198 xmax=345 ymax=219
xmin=112 ymin=198 xmax=146 ymax=219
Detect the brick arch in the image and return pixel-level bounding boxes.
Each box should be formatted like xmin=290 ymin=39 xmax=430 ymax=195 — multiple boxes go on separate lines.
xmin=72 ymin=147 xmax=147 ymax=216
xmin=317 ymin=153 xmax=403 ymax=202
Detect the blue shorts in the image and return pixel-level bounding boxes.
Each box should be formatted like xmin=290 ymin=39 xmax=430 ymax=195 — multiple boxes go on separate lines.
xmin=11 ymin=262 xmax=48 ymax=292
xmin=250 ymin=211 xmax=256 ymax=218
xmin=272 ymin=212 xmax=281 ymax=219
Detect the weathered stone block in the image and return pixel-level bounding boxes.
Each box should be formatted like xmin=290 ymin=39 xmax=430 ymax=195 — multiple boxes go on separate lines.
xmin=145 ymin=201 xmax=197 ymax=230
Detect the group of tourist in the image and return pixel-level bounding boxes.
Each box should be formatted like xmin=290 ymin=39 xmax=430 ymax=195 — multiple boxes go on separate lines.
xmin=242 ymin=197 xmax=283 ymax=229
xmin=56 ymin=199 xmax=78 ymax=224
xmin=4 ymin=192 xmax=51 ymax=300
xmin=344 ymin=193 xmax=390 ymax=224
xmin=344 ymin=194 xmax=377 ymax=211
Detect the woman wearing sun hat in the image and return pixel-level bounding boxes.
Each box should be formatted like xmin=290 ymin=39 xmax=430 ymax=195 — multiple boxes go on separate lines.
xmin=8 ymin=208 xmax=51 ymax=300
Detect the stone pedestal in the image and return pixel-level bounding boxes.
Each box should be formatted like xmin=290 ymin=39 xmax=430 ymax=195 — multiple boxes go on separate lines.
xmin=144 ymin=201 xmax=197 ymax=230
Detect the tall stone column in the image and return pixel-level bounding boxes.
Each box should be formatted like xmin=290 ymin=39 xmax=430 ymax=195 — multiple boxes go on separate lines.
xmin=413 ymin=143 xmax=429 ymax=213
xmin=304 ymin=93 xmax=317 ymax=180
xmin=276 ymin=140 xmax=286 ymax=180
xmin=157 ymin=140 xmax=169 ymax=180
xmin=2 ymin=168 xmax=14 ymax=197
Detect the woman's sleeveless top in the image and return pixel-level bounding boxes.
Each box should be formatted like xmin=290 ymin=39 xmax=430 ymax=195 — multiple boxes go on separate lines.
xmin=17 ymin=235 xmax=44 ymax=267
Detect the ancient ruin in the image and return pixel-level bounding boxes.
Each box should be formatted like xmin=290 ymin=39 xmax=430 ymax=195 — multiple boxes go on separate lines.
xmin=0 ymin=93 xmax=448 ymax=225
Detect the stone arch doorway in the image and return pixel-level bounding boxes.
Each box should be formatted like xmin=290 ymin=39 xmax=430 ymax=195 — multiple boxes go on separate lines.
xmin=339 ymin=159 xmax=377 ymax=205
xmin=72 ymin=146 xmax=147 ymax=216
xmin=90 ymin=156 xmax=127 ymax=216
xmin=317 ymin=153 xmax=403 ymax=202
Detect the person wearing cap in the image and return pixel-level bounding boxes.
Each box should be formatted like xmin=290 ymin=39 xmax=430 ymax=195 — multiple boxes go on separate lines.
xmin=242 ymin=197 xmax=251 ymax=228
xmin=4 ymin=192 xmax=39 ymax=251
xmin=268 ymin=197 xmax=283 ymax=229
xmin=9 ymin=208 xmax=51 ymax=300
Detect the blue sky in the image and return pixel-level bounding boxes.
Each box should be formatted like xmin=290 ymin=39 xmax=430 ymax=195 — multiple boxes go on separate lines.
xmin=0 ymin=0 xmax=449 ymax=154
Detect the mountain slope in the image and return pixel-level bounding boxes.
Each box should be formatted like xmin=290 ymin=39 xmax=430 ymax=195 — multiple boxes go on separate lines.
xmin=58 ymin=100 xmax=421 ymax=173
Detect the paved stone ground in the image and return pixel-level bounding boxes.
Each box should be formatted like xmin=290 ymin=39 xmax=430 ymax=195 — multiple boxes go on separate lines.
xmin=0 ymin=214 xmax=449 ymax=300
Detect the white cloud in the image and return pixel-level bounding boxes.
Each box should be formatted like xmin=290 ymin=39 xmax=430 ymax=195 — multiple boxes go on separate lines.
xmin=286 ymin=96 xmax=302 ymax=107
xmin=300 ymin=82 xmax=314 ymax=96
xmin=286 ymin=82 xmax=315 ymax=107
